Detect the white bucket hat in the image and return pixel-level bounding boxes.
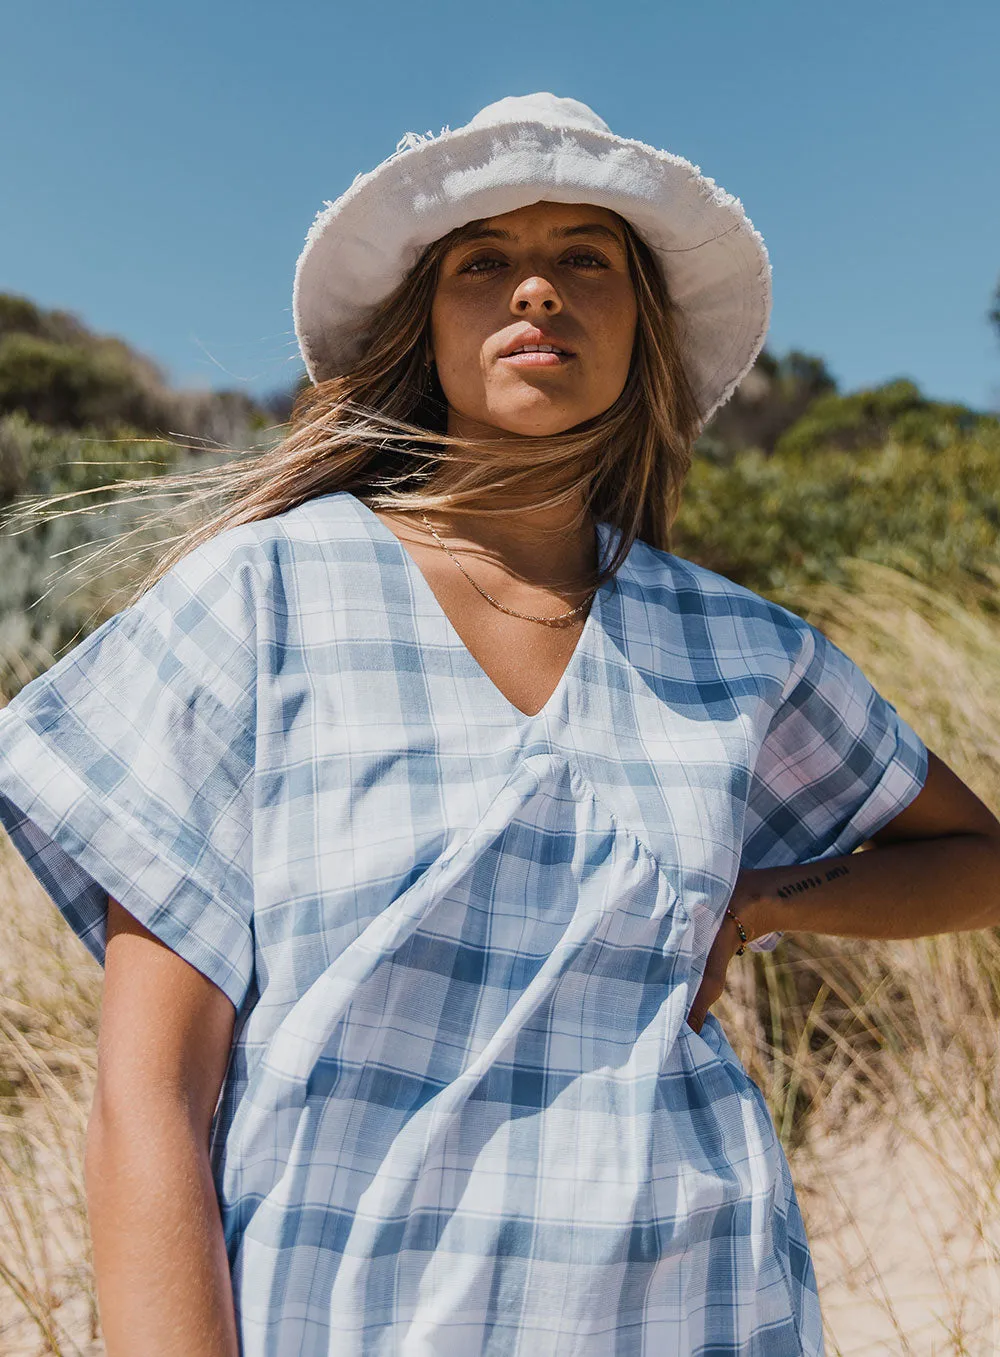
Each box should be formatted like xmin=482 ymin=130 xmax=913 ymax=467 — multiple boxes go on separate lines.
xmin=292 ymin=92 xmax=771 ymax=428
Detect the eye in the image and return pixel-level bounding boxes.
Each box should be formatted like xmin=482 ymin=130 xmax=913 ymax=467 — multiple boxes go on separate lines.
xmin=456 ymin=252 xmax=508 ymax=276
xmin=453 ymin=247 xmax=612 ymax=277
xmin=563 ymin=249 xmax=610 ymax=270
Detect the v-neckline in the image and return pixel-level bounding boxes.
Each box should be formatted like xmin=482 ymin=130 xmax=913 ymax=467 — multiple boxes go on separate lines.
xmin=348 ymin=492 xmax=618 ymax=725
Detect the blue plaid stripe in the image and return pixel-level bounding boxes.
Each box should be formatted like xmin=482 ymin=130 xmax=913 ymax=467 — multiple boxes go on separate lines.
xmin=0 ymin=489 xmax=928 ymax=1354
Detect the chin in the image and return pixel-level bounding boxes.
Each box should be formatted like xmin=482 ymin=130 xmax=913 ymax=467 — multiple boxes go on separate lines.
xmin=480 ymin=400 xmax=592 ymax=439
xmin=498 ymin=419 xmax=578 ymax=438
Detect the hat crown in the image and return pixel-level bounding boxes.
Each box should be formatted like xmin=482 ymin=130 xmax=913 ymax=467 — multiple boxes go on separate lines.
xmin=464 ymin=92 xmax=611 ymax=136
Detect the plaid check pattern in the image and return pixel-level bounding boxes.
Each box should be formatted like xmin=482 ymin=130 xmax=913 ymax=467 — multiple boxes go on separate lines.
xmin=0 ymin=491 xmax=928 ymax=1355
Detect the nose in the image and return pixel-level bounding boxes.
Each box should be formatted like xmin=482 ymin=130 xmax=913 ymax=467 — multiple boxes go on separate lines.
xmin=509 ymin=272 xmax=563 ymax=316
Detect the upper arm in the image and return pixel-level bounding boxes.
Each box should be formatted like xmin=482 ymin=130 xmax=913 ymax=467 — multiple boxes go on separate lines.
xmin=869 ymin=747 xmax=1000 ymax=847
xmin=93 ymin=896 xmax=237 ymax=1142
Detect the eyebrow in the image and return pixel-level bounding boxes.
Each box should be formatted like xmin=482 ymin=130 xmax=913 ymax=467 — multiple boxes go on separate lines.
xmin=452 ymin=222 xmax=626 ymax=248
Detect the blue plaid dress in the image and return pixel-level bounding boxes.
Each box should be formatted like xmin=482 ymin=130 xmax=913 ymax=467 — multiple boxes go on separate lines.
xmin=0 ymin=489 xmax=927 ymax=1355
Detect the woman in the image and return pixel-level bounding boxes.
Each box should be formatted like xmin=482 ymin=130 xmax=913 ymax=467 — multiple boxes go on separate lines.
xmin=1 ymin=92 xmax=998 ymax=1357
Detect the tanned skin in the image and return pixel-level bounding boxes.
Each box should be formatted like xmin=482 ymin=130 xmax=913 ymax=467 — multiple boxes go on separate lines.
xmin=85 ymin=898 xmax=240 ymax=1356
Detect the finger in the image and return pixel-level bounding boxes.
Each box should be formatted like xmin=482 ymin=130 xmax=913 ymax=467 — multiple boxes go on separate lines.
xmin=686 ymin=988 xmax=714 ymax=1032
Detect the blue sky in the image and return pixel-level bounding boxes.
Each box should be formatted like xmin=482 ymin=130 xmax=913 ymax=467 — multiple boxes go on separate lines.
xmin=4 ymin=1 xmax=998 ymax=412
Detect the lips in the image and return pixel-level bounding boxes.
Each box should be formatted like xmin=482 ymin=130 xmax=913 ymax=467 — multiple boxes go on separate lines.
xmin=497 ymin=327 xmax=576 ymax=360
xmin=503 ymin=343 xmax=573 ymax=357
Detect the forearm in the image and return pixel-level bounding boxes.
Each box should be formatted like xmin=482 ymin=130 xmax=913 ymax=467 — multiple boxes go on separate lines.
xmin=735 ymin=832 xmax=1000 ymax=943
xmin=85 ymin=1102 xmax=239 ymax=1357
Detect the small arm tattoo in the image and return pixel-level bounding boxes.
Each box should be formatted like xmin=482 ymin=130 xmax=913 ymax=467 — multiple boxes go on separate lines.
xmin=775 ymin=863 xmax=850 ymax=899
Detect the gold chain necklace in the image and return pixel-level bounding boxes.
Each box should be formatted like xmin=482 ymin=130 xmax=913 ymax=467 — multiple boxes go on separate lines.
xmin=418 ymin=512 xmax=598 ymax=627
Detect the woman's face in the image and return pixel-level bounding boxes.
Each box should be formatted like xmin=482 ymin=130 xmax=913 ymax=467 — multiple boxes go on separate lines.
xmin=428 ymin=200 xmax=638 ymax=438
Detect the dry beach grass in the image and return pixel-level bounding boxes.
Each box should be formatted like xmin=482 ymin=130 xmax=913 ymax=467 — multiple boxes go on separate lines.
xmin=1 ymin=558 xmax=999 ymax=1354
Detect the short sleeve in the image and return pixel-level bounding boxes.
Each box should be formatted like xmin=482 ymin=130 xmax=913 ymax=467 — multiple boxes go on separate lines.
xmin=0 ymin=534 xmax=261 ymax=1012
xmin=740 ymin=618 xmax=929 ymax=951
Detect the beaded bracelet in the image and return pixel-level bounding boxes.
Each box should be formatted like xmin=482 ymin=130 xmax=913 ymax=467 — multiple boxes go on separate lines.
xmin=725 ymin=905 xmax=748 ymax=956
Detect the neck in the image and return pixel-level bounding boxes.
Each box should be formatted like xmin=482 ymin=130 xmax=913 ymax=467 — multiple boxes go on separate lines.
xmin=436 ymin=410 xmax=593 ymax=540
xmin=387 ymin=495 xmax=599 ymax=595
xmin=383 ymin=411 xmax=601 ymax=591
xmin=419 ymin=496 xmax=598 ymax=591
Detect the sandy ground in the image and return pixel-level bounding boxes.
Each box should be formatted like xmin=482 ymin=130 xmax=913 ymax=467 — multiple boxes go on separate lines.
xmin=801 ymin=1112 xmax=1000 ymax=1355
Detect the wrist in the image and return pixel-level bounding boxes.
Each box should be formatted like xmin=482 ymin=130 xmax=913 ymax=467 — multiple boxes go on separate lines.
xmin=728 ymin=885 xmax=782 ymax=944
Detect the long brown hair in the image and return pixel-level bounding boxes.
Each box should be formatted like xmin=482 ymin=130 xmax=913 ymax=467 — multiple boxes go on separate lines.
xmin=19 ymin=209 xmax=704 ymax=608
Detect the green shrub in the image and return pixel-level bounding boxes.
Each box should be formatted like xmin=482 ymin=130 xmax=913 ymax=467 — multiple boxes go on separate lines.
xmin=0 ymin=293 xmax=95 ymax=349
xmin=0 ymin=292 xmax=278 ymax=446
xmin=699 ymin=348 xmax=839 ymax=457
xmin=0 ymin=333 xmax=171 ymax=433
xmin=673 ymin=424 xmax=1000 ymax=598
xmin=0 ymin=410 xmax=180 ymax=504
xmin=0 ymin=413 xmax=194 ymax=695
xmin=774 ymin=378 xmax=991 ymax=459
